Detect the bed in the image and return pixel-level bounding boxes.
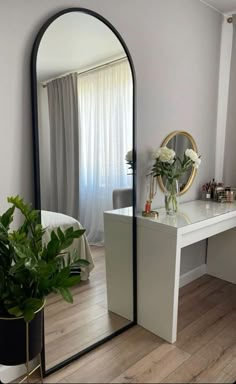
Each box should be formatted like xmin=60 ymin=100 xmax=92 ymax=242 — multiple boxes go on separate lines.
xmin=41 ymin=210 xmax=95 ymax=281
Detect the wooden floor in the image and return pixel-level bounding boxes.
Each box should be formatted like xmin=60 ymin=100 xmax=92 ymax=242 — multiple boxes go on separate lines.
xmin=44 ymin=246 xmax=130 ymax=369
xmin=27 ymin=274 xmax=236 ymax=383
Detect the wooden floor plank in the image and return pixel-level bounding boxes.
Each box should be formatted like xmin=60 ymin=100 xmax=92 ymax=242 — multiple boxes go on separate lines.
xmin=177 ymin=277 xmax=231 ymax=332
xmin=44 ymin=326 xmax=163 ymax=384
xmin=179 ymin=274 xmax=218 ymax=299
xmin=46 ymin=312 xmax=130 ymax=369
xmin=62 ymin=328 xmax=163 ymax=383
xmin=111 ymin=344 xmax=190 ymax=383
xmin=163 ymin=318 xmax=236 ymax=383
xmin=223 ymin=356 xmax=236 ymax=380
xmin=176 ymin=299 xmax=236 ymax=355
xmin=44 ymin=246 xmax=131 ymax=369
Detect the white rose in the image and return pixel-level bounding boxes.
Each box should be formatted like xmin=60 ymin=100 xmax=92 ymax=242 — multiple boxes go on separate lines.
xmin=158 ymin=146 xmax=175 ymax=163
xmin=185 ymin=148 xmax=200 ymax=163
xmin=125 ymin=150 xmax=133 ymax=162
xmin=192 ymin=157 xmax=201 ymax=168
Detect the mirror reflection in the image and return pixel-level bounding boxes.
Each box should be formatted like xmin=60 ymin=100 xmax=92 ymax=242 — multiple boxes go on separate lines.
xmin=158 ymin=131 xmax=198 ymax=195
xmin=36 ymin=11 xmax=134 ymax=370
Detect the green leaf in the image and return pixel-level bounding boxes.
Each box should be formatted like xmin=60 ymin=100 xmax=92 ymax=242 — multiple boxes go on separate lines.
xmin=58 ymin=287 xmax=73 ymax=303
xmin=7 ymin=196 xmax=31 ymax=217
xmin=8 ymin=306 xmax=23 ymax=317
xmin=24 ymin=298 xmax=43 ymax=312
xmin=23 ymin=308 xmax=35 ymax=322
xmin=0 ymin=206 xmax=15 ymax=229
xmin=37 ymin=260 xmax=56 ymax=278
xmin=62 ymin=275 xmax=81 ymax=287
xmin=12 ymin=246 xmax=26 ymax=259
xmin=35 ymin=224 xmax=43 ymax=232
xmin=13 ymin=244 xmax=35 ymax=260
xmin=70 ymin=229 xmax=85 ymax=239
xmin=57 ymin=227 xmax=65 ymax=242
xmin=9 ymin=258 xmax=25 ymax=274
xmin=65 ymin=227 xmax=74 ymax=236
xmin=61 ymin=238 xmax=74 ymax=249
xmin=0 ymin=222 xmax=8 ymax=235
xmin=46 ymin=238 xmax=60 ymax=259
xmin=54 ymin=267 xmax=71 ymax=285
xmin=9 ymin=231 xmax=27 ymax=244
xmin=77 ymin=259 xmax=90 ymax=266
xmin=51 ymin=230 xmax=58 ymax=242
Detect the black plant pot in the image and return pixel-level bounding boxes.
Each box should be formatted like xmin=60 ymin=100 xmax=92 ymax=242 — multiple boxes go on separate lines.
xmin=0 ymin=304 xmax=44 ymax=366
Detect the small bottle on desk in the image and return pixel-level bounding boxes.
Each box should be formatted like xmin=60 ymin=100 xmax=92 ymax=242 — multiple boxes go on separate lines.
xmin=145 ymin=200 xmax=151 ymax=213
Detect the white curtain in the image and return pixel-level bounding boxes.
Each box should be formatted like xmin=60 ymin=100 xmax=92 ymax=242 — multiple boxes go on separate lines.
xmin=78 ymin=60 xmax=133 ymax=244
xmin=47 ymin=73 xmax=80 ymax=219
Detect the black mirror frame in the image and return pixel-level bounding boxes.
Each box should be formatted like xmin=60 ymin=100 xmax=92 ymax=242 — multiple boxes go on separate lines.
xmin=30 ymin=7 xmax=137 ymax=377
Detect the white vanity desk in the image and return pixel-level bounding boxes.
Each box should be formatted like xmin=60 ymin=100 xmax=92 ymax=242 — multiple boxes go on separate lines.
xmin=138 ymin=199 xmax=236 ymax=344
xmin=104 ymin=200 xmax=236 ymax=344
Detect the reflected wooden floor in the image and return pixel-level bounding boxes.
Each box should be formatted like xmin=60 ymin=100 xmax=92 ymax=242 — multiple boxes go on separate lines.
xmin=44 ymin=246 xmax=130 ymax=369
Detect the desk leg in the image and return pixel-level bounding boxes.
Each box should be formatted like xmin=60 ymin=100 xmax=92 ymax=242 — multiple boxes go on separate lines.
xmin=137 ymin=224 xmax=180 ymax=343
xmin=207 ymin=228 xmax=236 ymax=284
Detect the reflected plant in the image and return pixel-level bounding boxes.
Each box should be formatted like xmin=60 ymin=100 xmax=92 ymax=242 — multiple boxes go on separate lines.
xmin=125 ymin=150 xmax=134 ymax=174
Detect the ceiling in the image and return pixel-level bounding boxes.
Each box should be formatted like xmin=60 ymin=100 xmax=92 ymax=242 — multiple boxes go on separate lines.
xmin=202 ymin=0 xmax=236 ymax=14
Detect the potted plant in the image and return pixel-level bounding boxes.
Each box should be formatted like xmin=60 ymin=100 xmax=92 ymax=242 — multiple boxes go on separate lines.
xmin=0 ymin=196 xmax=89 ymax=366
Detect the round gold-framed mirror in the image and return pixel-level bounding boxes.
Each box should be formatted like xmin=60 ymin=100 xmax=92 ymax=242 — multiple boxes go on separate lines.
xmin=158 ymin=130 xmax=198 ymax=195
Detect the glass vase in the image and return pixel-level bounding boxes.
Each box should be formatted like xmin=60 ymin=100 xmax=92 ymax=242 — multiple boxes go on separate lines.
xmin=165 ymin=179 xmax=179 ymax=215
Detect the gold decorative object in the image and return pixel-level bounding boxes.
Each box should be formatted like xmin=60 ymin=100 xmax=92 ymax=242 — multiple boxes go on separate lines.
xmin=142 ymin=210 xmax=159 ymax=218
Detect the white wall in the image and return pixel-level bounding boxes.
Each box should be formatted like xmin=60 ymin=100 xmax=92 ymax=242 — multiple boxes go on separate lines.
xmin=137 ymin=1 xmax=222 ymax=209
xmin=0 ymin=0 xmax=222 ymax=308
xmin=0 ymin=0 xmax=222 ymax=210
xmin=223 ymin=16 xmax=236 ymax=186
xmin=215 ymin=17 xmax=233 ymax=182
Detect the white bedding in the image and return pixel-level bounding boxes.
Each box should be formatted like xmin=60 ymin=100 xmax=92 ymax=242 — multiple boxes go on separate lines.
xmin=41 ymin=210 xmax=95 ymax=280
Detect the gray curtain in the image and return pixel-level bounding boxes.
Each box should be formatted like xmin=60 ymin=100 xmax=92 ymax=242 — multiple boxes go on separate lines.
xmin=223 ymin=15 xmax=236 ymax=186
xmin=47 ymin=73 xmax=79 ymax=219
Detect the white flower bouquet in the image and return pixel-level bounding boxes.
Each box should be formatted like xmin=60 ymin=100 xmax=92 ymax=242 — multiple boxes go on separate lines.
xmin=152 ymin=146 xmax=201 ymax=179
xmin=152 ymin=146 xmax=201 ymax=213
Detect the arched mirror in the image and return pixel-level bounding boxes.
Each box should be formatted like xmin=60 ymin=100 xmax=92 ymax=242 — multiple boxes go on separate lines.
xmin=158 ymin=131 xmax=198 ymax=195
xmin=31 ymin=8 xmax=136 ymax=375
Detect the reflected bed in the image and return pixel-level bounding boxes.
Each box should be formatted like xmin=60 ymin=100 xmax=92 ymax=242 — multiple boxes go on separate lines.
xmin=41 ymin=210 xmax=95 ymax=280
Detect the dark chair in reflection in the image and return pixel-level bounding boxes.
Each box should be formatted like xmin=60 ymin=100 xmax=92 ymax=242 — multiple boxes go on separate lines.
xmin=112 ymin=188 xmax=133 ymax=209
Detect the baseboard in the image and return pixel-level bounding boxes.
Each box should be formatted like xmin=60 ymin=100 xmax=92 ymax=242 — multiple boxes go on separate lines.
xmin=0 ymin=358 xmax=37 ymax=383
xmin=179 ymin=264 xmax=207 ymax=288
